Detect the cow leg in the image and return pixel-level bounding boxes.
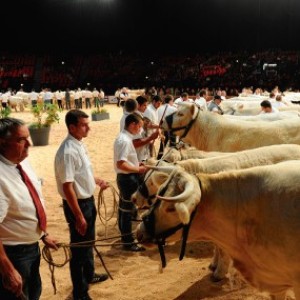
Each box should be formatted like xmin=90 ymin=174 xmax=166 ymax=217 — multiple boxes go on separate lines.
xmin=208 ymin=245 xmax=219 ymax=272
xmin=212 ymin=248 xmax=230 ymax=282
xmin=270 ymin=291 xmax=286 ymax=300
xmin=293 ymin=286 xmax=300 ymax=300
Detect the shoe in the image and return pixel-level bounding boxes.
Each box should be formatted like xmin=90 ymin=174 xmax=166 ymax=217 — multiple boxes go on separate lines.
xmin=123 ymin=244 xmax=146 ymax=252
xmin=89 ymin=273 xmax=109 ymax=284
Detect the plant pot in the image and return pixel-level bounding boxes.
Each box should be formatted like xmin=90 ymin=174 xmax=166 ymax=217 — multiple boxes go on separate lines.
xmin=91 ymin=113 xmax=110 ymax=121
xmin=29 ymin=126 xmax=51 ymax=146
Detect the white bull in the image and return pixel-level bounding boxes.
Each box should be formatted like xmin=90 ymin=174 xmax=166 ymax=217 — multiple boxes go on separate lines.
xmin=8 ymin=96 xmax=24 ymax=112
xmin=137 ymin=161 xmax=300 ymax=300
xmin=162 ymin=143 xmax=227 ymax=163
xmin=133 ymin=144 xmax=300 ymax=281
xmin=223 ymin=111 xmax=300 ymax=122
xmin=222 ymin=100 xmax=300 ymax=116
xmin=162 ymin=103 xmax=300 ymax=151
xmin=133 ymin=143 xmax=300 ymax=208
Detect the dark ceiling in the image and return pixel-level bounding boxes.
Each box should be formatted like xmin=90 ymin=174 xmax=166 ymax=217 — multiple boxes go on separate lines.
xmin=2 ymin=0 xmax=300 ymax=54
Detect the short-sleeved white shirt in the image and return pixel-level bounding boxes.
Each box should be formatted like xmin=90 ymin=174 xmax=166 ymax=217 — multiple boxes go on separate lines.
xmin=195 ymin=97 xmax=208 ymax=110
xmin=157 ymin=104 xmax=177 ymax=122
xmin=120 ymin=111 xmax=131 ymax=132
xmin=114 ymin=130 xmax=139 ymax=174
xmin=144 ymin=103 xmax=159 ymax=125
xmin=0 ymin=156 xmax=44 ymax=245
xmin=55 ymin=134 xmax=96 ymax=199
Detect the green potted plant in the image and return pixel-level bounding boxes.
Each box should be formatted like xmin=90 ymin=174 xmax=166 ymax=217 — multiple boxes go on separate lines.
xmin=0 ymin=106 xmax=12 ymax=119
xmin=29 ymin=103 xmax=60 ymax=146
xmin=91 ymin=107 xmax=110 ymax=121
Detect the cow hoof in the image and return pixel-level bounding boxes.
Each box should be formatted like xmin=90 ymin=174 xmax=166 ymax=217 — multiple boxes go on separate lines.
xmin=210 ymin=274 xmax=225 ymax=282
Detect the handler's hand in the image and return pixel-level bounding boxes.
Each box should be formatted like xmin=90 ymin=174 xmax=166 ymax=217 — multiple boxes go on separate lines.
xmin=75 ymin=215 xmax=87 ymax=236
xmin=2 ymin=268 xmax=23 ymax=297
xmin=95 ymin=178 xmax=109 ymax=190
xmin=42 ymin=234 xmax=59 ymax=250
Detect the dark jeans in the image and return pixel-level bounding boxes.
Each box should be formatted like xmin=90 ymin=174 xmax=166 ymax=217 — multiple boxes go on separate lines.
xmin=85 ymin=98 xmax=91 ymax=109
xmin=0 ymin=242 xmax=41 ymax=300
xmin=65 ymin=100 xmax=71 ymax=110
xmin=63 ymin=197 xmax=96 ymax=300
xmin=117 ymin=173 xmax=140 ymax=244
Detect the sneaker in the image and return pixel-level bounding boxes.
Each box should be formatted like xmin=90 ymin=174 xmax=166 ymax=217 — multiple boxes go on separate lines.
xmin=88 ymin=273 xmax=109 ymax=284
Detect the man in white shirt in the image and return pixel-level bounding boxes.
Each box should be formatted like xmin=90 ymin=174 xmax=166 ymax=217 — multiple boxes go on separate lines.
xmin=43 ymin=88 xmax=54 ymax=106
xmin=144 ymin=95 xmax=162 ymax=157
xmin=114 ymin=113 xmax=148 ymax=252
xmin=28 ymin=89 xmax=39 ymax=107
xmin=174 ymin=92 xmax=194 ymax=105
xmin=157 ymin=94 xmax=178 ymax=157
xmin=119 ymin=98 xmax=138 ymax=131
xmin=260 ymin=100 xmax=279 ymax=114
xmin=99 ymin=88 xmax=105 ymax=107
xmin=92 ymin=88 xmax=99 ymax=108
xmin=194 ymin=90 xmax=208 ymax=111
xmin=55 ymin=110 xmax=108 ymax=300
xmin=133 ymin=96 xmax=159 ymax=162
xmin=0 ymin=117 xmax=57 ymax=299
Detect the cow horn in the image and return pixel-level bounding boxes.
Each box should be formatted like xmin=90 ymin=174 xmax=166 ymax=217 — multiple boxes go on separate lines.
xmin=156 ymin=180 xmax=194 ymax=202
xmin=145 ymin=165 xmax=177 ymax=173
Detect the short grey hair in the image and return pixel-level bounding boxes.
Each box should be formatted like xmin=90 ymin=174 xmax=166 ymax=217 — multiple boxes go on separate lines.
xmin=0 ymin=117 xmax=25 ymax=139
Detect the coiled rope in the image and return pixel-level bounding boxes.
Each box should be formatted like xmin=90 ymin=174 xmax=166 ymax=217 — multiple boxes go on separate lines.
xmin=97 ymin=183 xmax=119 ymax=237
xmin=42 ymin=182 xmax=142 ymax=295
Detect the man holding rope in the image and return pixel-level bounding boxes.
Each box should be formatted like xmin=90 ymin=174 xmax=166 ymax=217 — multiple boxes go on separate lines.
xmin=114 ymin=113 xmax=149 ymax=252
xmin=54 ymin=110 xmax=109 ymax=300
xmin=0 ymin=117 xmax=58 ymax=300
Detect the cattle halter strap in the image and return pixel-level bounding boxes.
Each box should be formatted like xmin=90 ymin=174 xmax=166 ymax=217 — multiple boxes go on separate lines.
xmin=142 ymin=179 xmax=199 ymax=268
xmin=142 ymin=175 xmax=201 ymax=268
xmin=165 ymin=106 xmax=200 ymax=140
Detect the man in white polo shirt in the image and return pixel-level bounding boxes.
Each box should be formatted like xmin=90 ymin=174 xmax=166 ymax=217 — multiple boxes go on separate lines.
xmin=55 ymin=110 xmax=108 ymax=300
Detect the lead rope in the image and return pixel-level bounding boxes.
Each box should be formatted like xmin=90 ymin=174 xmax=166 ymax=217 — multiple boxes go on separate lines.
xmin=97 ymin=183 xmax=119 ymax=237
xmin=43 ymin=182 xmax=145 ymax=295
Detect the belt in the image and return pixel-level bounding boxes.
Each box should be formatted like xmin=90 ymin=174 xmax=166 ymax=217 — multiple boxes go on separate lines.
xmin=4 ymin=242 xmax=39 ymax=254
xmin=63 ymin=196 xmax=94 ymax=203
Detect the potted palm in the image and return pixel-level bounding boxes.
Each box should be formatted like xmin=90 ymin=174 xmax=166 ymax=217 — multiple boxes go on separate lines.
xmin=29 ymin=103 xmax=60 ymax=146
xmin=91 ymin=107 xmax=110 ymax=121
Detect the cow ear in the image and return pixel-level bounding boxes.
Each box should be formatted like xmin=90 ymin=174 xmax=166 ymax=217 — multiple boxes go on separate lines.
xmin=175 ymin=202 xmax=190 ymax=224
xmin=191 ymin=104 xmax=198 ymax=119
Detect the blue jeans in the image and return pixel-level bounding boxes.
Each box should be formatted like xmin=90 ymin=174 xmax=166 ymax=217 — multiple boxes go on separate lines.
xmin=63 ymin=197 xmax=96 ymax=300
xmin=0 ymin=242 xmax=41 ymax=300
xmin=117 ymin=173 xmax=140 ymax=244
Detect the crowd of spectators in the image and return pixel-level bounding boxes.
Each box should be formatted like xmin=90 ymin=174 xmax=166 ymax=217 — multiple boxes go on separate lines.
xmin=1 ymin=49 xmax=300 ymax=95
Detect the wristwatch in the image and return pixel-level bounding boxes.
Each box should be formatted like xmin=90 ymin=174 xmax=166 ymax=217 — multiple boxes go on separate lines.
xmin=41 ymin=232 xmax=49 ymax=241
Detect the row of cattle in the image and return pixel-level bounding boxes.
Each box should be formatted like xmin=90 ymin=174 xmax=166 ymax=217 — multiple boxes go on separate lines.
xmin=135 ymin=103 xmax=300 ymax=300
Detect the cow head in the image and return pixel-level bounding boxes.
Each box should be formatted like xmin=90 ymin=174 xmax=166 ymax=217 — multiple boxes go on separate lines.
xmin=131 ymin=159 xmax=178 ymax=208
xmin=136 ymin=169 xmax=201 ymax=246
xmin=162 ymin=103 xmax=199 ymax=139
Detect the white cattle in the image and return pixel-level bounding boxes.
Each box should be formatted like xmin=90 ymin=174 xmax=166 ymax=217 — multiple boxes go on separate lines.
xmin=133 ymin=144 xmax=300 ymax=281
xmin=8 ymin=96 xmax=24 ymax=112
xmin=162 ymin=103 xmax=300 ymax=151
xmin=162 ymin=144 xmax=227 ymax=163
xmin=223 ymin=111 xmax=300 ymax=122
xmin=134 ymin=143 xmax=300 ymax=208
xmin=222 ymin=100 xmax=300 ymax=116
xmin=137 ymin=161 xmax=300 ymax=299
xmin=8 ymin=92 xmax=30 ymax=112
